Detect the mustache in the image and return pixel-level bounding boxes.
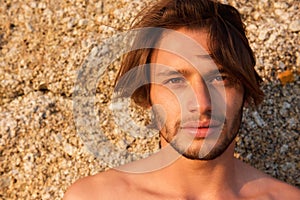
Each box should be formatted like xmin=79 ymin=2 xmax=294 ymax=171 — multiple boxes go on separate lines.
xmin=149 ymin=108 xmax=226 ymax=130
xmin=180 ymin=113 xmax=225 ymax=125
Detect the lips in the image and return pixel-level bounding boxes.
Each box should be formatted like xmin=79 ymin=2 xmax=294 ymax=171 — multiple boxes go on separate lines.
xmin=180 ymin=120 xmax=222 ymax=138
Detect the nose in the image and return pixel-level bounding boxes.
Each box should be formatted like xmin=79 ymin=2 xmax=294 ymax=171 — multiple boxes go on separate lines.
xmin=186 ymin=79 xmax=212 ymax=114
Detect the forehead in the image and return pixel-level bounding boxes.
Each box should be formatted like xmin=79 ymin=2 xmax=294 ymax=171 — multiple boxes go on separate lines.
xmin=156 ymin=28 xmax=210 ymax=54
xmin=150 ymin=28 xmax=217 ymax=75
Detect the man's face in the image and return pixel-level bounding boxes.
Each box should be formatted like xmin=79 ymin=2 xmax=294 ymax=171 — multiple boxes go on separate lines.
xmin=149 ymin=28 xmax=244 ymax=160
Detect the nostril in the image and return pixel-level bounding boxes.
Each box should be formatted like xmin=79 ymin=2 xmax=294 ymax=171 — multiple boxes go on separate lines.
xmin=188 ymin=101 xmax=200 ymax=112
xmin=187 ymin=92 xmax=212 ymax=114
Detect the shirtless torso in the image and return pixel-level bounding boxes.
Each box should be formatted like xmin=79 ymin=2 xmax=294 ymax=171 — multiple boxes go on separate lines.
xmin=64 ymin=154 xmax=300 ymax=200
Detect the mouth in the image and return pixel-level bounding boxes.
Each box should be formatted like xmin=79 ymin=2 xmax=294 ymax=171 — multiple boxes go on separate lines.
xmin=180 ymin=121 xmax=222 ymax=138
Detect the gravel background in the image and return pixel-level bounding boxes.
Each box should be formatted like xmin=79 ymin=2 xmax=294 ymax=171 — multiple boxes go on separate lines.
xmin=0 ymin=0 xmax=299 ymax=199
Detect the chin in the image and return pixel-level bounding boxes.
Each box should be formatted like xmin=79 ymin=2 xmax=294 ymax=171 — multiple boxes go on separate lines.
xmin=170 ymin=135 xmax=236 ymax=160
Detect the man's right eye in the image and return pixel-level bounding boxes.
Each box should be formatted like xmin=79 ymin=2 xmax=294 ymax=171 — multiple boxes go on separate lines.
xmin=163 ymin=77 xmax=186 ymax=85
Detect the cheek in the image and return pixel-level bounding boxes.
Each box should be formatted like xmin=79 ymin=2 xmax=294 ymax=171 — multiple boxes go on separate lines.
xmin=150 ymin=85 xmax=181 ymax=116
xmin=225 ymin=89 xmax=244 ymax=115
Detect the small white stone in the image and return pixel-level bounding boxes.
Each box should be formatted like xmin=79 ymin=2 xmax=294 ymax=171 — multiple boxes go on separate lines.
xmin=266 ymin=34 xmax=277 ymax=46
xmin=38 ymin=2 xmax=47 ymax=9
xmin=64 ymin=143 xmax=76 ymax=156
xmin=67 ymin=18 xmax=76 ymax=29
xmin=296 ymin=52 xmax=300 ymax=66
xmin=42 ymin=193 xmax=50 ymax=199
xmin=282 ymin=102 xmax=291 ymax=109
xmin=109 ymin=101 xmax=125 ymax=110
xmin=78 ymin=19 xmax=88 ymax=27
xmin=29 ymin=2 xmax=37 ymax=8
xmin=278 ymin=61 xmax=285 ymax=70
xmin=274 ymin=2 xmax=289 ymax=9
xmin=253 ymin=11 xmax=260 ymax=21
xmin=247 ymin=24 xmax=257 ymax=31
xmin=289 ymin=20 xmax=300 ymax=32
xmin=274 ymin=9 xmax=283 ymax=17
xmin=274 ymin=9 xmax=290 ymax=21
xmin=90 ymin=46 xmax=99 ymax=57
xmin=25 ymin=22 xmax=34 ymax=32
xmin=258 ymin=29 xmax=268 ymax=41
xmin=287 ymin=118 xmax=297 ymax=129
xmin=252 ymin=111 xmax=266 ymax=128
xmin=280 ymin=144 xmax=289 ymax=154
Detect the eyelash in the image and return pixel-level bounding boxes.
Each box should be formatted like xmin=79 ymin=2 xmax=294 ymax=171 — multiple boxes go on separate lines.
xmin=162 ymin=74 xmax=234 ymax=87
xmin=164 ymin=77 xmax=187 ymax=85
xmin=209 ymin=74 xmax=236 ymax=86
xmin=212 ymin=75 xmax=226 ymax=82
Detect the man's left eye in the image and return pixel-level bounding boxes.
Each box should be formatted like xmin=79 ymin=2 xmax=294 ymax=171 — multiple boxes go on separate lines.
xmin=211 ymin=75 xmax=227 ymax=83
xmin=209 ymin=74 xmax=235 ymax=86
xmin=214 ymin=76 xmax=225 ymax=82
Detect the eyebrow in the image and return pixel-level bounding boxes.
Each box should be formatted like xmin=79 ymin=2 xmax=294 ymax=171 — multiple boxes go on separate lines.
xmin=155 ymin=67 xmax=227 ymax=78
xmin=156 ymin=69 xmax=189 ymax=77
xmin=204 ymin=67 xmax=228 ymax=77
xmin=196 ymin=54 xmax=214 ymax=60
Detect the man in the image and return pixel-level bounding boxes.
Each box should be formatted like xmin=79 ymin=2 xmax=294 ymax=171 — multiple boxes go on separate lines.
xmin=64 ymin=0 xmax=300 ymax=199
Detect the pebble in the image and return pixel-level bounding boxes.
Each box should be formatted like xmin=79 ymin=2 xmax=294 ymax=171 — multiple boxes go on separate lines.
xmin=258 ymin=29 xmax=268 ymax=41
xmin=289 ymin=20 xmax=300 ymax=32
xmin=287 ymin=118 xmax=297 ymax=129
xmin=296 ymin=52 xmax=300 ymax=66
xmin=274 ymin=9 xmax=289 ymax=21
xmin=251 ymin=110 xmax=266 ymax=128
xmin=273 ymin=2 xmax=289 ymax=9
xmin=278 ymin=70 xmax=295 ymax=85
xmin=280 ymin=144 xmax=289 ymax=154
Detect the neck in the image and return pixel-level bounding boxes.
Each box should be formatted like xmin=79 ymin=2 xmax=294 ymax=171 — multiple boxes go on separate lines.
xmin=115 ymin=139 xmax=240 ymax=199
xmin=155 ymin=141 xmax=239 ymax=199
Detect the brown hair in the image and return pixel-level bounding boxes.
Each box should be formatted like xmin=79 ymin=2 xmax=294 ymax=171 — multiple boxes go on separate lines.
xmin=115 ymin=0 xmax=264 ymax=107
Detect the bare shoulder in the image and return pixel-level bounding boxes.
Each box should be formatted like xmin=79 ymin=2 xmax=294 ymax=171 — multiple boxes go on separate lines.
xmin=259 ymin=176 xmax=300 ymax=199
xmin=235 ymin=159 xmax=300 ymax=199
xmin=269 ymin=180 xmax=300 ymax=199
xmin=63 ymin=169 xmax=130 ymax=200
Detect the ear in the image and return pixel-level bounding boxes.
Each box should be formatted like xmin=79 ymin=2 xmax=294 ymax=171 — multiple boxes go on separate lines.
xmin=242 ymin=92 xmax=251 ymax=108
xmin=243 ymin=98 xmax=249 ymax=108
xmin=243 ymin=95 xmax=255 ymax=108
